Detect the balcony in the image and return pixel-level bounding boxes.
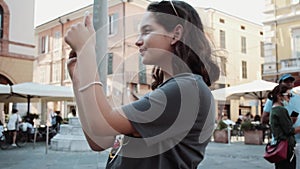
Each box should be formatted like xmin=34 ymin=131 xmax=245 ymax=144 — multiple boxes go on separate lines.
xmin=280 ymin=58 xmax=300 ymax=73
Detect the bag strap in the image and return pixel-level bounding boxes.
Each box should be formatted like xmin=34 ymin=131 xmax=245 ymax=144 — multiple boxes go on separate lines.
xmin=265 ymin=140 xmax=281 ymax=153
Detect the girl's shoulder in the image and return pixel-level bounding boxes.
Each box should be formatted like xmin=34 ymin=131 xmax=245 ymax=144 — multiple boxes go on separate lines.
xmin=271 ymin=106 xmax=288 ymax=115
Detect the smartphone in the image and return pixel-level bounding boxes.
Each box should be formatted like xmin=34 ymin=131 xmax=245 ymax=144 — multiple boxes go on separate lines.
xmin=291 ymin=111 xmax=299 ymax=117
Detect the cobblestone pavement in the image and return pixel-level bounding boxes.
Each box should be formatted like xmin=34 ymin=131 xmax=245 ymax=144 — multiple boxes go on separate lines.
xmin=0 ymin=141 xmax=273 ymax=169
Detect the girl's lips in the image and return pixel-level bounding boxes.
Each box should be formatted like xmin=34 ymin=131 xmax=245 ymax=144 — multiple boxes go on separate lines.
xmin=139 ymin=49 xmax=146 ymax=56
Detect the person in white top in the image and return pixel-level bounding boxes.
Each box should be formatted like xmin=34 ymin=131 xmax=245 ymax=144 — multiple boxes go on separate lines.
xmin=7 ymin=109 xmax=22 ymax=147
xmin=67 ymin=108 xmax=76 ymax=118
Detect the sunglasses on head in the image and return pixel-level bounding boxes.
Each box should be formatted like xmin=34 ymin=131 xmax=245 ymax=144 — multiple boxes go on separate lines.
xmin=162 ymin=0 xmax=179 ymax=17
xmin=282 ymin=93 xmax=293 ymax=98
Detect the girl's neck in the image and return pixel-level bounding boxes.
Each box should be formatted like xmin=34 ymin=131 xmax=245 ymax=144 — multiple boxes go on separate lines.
xmin=273 ymin=101 xmax=283 ymax=107
xmin=163 ymin=72 xmax=172 ymax=82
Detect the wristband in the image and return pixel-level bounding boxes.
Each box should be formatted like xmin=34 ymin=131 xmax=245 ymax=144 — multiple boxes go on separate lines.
xmin=78 ymin=81 xmax=103 ymax=92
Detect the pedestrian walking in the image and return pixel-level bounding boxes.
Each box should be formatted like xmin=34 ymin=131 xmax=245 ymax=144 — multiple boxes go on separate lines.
xmin=7 ymin=108 xmax=21 ymax=147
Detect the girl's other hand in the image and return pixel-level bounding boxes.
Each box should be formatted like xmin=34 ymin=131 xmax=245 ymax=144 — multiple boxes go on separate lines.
xmin=64 ymin=12 xmax=95 ymax=54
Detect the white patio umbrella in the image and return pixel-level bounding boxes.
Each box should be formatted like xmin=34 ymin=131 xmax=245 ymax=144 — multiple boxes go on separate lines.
xmin=212 ymin=80 xmax=278 ymax=113
xmin=212 ymin=80 xmax=277 ymax=100
xmin=0 ymin=84 xmax=10 ymax=94
xmin=11 ymin=82 xmax=74 ymax=113
xmin=12 ymin=82 xmax=74 ymax=100
xmin=226 ymin=80 xmax=278 ymax=100
xmin=0 ymin=84 xmax=27 ymax=103
xmin=10 ymin=82 xmax=74 ymax=152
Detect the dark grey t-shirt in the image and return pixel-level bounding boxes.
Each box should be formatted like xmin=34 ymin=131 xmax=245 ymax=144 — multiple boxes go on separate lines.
xmin=106 ymin=73 xmax=215 ymax=169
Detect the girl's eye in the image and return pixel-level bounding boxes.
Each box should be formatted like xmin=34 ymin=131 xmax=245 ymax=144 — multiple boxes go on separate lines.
xmin=142 ymin=29 xmax=151 ymax=35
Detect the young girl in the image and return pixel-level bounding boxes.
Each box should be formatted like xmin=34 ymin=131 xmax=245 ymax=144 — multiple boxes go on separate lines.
xmin=65 ymin=1 xmax=219 ymax=168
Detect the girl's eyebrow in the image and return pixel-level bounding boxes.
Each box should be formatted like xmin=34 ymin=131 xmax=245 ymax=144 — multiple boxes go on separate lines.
xmin=140 ymin=25 xmax=152 ymax=31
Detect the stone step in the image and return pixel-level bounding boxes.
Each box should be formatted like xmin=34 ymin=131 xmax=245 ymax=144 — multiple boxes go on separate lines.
xmin=59 ymin=124 xmax=84 ymax=136
xmin=51 ymin=134 xmax=91 ymax=152
xmin=68 ymin=117 xmax=81 ymax=126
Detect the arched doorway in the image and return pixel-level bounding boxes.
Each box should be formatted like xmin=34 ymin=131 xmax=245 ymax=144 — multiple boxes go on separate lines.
xmin=0 ymin=74 xmax=13 ymax=85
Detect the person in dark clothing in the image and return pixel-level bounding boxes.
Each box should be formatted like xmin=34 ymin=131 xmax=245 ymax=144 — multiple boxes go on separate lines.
xmin=269 ymin=84 xmax=300 ymax=169
xmin=65 ymin=1 xmax=220 ymax=168
xmin=53 ymin=111 xmax=63 ymax=133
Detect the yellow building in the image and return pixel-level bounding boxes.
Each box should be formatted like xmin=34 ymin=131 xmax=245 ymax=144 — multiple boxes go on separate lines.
xmin=262 ymin=0 xmax=300 ymax=82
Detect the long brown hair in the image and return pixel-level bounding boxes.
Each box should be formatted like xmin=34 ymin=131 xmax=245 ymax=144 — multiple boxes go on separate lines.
xmin=148 ymin=1 xmax=220 ymax=90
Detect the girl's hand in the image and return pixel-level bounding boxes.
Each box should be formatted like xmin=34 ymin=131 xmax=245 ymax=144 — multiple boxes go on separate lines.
xmin=64 ymin=12 xmax=95 ymax=54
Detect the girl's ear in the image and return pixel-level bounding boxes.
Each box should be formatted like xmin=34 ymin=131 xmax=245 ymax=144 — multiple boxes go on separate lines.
xmin=171 ymin=24 xmax=183 ymax=45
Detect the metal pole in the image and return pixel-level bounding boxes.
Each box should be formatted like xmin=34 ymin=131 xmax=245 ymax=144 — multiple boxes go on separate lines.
xmin=93 ymin=1 xmax=108 ymax=168
xmin=27 ymin=96 xmax=31 ymax=116
xmin=121 ymin=1 xmax=126 ymax=105
xmin=227 ymin=126 xmax=231 ymax=145
xmin=93 ymin=0 xmax=108 ymax=93
xmin=274 ymin=0 xmax=279 ymax=81
xmin=46 ymin=125 xmax=49 ymax=154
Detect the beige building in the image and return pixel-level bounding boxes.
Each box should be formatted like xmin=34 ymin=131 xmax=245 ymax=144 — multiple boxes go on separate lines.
xmin=197 ymin=8 xmax=264 ymax=121
xmin=0 ymin=0 xmax=35 ymax=115
xmin=34 ymin=0 xmax=264 ymax=121
xmin=262 ymin=0 xmax=300 ymax=83
xmin=34 ymin=0 xmax=151 ymax=118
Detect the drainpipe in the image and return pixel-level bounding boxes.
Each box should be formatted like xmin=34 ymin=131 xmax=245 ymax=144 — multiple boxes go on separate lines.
xmin=58 ymin=17 xmax=64 ymax=86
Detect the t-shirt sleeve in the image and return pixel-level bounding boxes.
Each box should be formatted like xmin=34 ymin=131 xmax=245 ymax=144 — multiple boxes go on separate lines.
xmin=263 ymin=99 xmax=272 ymax=113
xmin=122 ymin=76 xmax=203 ymax=146
xmin=122 ymin=81 xmax=181 ymax=138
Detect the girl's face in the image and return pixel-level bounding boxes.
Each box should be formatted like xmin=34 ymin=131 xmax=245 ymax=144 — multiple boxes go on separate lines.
xmin=281 ymin=89 xmax=292 ymax=103
xmin=135 ymin=12 xmax=174 ymax=66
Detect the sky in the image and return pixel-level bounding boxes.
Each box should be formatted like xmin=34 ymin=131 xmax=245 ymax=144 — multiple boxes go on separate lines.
xmin=35 ymin=0 xmax=265 ymax=27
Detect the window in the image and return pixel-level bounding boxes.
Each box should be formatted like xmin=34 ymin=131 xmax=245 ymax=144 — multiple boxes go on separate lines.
xmin=260 ymin=31 xmax=263 ymax=36
xmin=39 ymin=66 xmax=46 ymax=83
xmin=108 ymin=13 xmax=118 ymax=35
xmin=241 ymin=36 xmax=247 ymax=53
xmin=220 ymin=57 xmax=226 ymax=76
xmin=52 ymin=62 xmax=61 ymax=83
xmin=0 ymin=6 xmax=3 ymax=38
xmin=219 ymin=18 xmax=225 ymax=23
xmin=241 ymin=25 xmax=245 ymax=30
xmin=64 ymin=61 xmax=70 ymax=81
xmin=53 ymin=31 xmax=61 ymax=50
xmin=107 ymin=53 xmax=113 ymax=75
xmin=260 ymin=41 xmax=264 ymax=57
xmin=139 ymin=55 xmax=147 ymax=84
xmin=40 ymin=35 xmax=49 ymax=54
xmin=220 ymin=30 xmax=226 ymax=49
xmin=292 ymin=29 xmax=300 ymax=58
xmin=242 ymin=61 xmax=247 ymax=79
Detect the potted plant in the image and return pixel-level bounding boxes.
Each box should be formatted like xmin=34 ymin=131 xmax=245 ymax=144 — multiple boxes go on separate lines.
xmin=241 ymin=121 xmax=263 ymax=145
xmin=213 ymin=120 xmax=229 ymax=143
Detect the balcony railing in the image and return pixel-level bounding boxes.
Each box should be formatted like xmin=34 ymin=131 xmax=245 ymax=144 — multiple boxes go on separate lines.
xmin=280 ymin=58 xmax=300 ymax=72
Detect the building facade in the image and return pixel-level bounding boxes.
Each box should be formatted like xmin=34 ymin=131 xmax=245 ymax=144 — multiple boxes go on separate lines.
xmin=197 ymin=8 xmax=264 ymax=120
xmin=0 ymin=0 xmax=35 ymax=116
xmin=262 ymin=0 xmax=300 ymax=83
xmin=34 ymin=0 xmax=264 ymax=121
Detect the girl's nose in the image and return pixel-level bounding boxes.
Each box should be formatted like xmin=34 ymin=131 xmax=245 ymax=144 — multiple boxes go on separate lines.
xmin=135 ymin=36 xmax=143 ymax=47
